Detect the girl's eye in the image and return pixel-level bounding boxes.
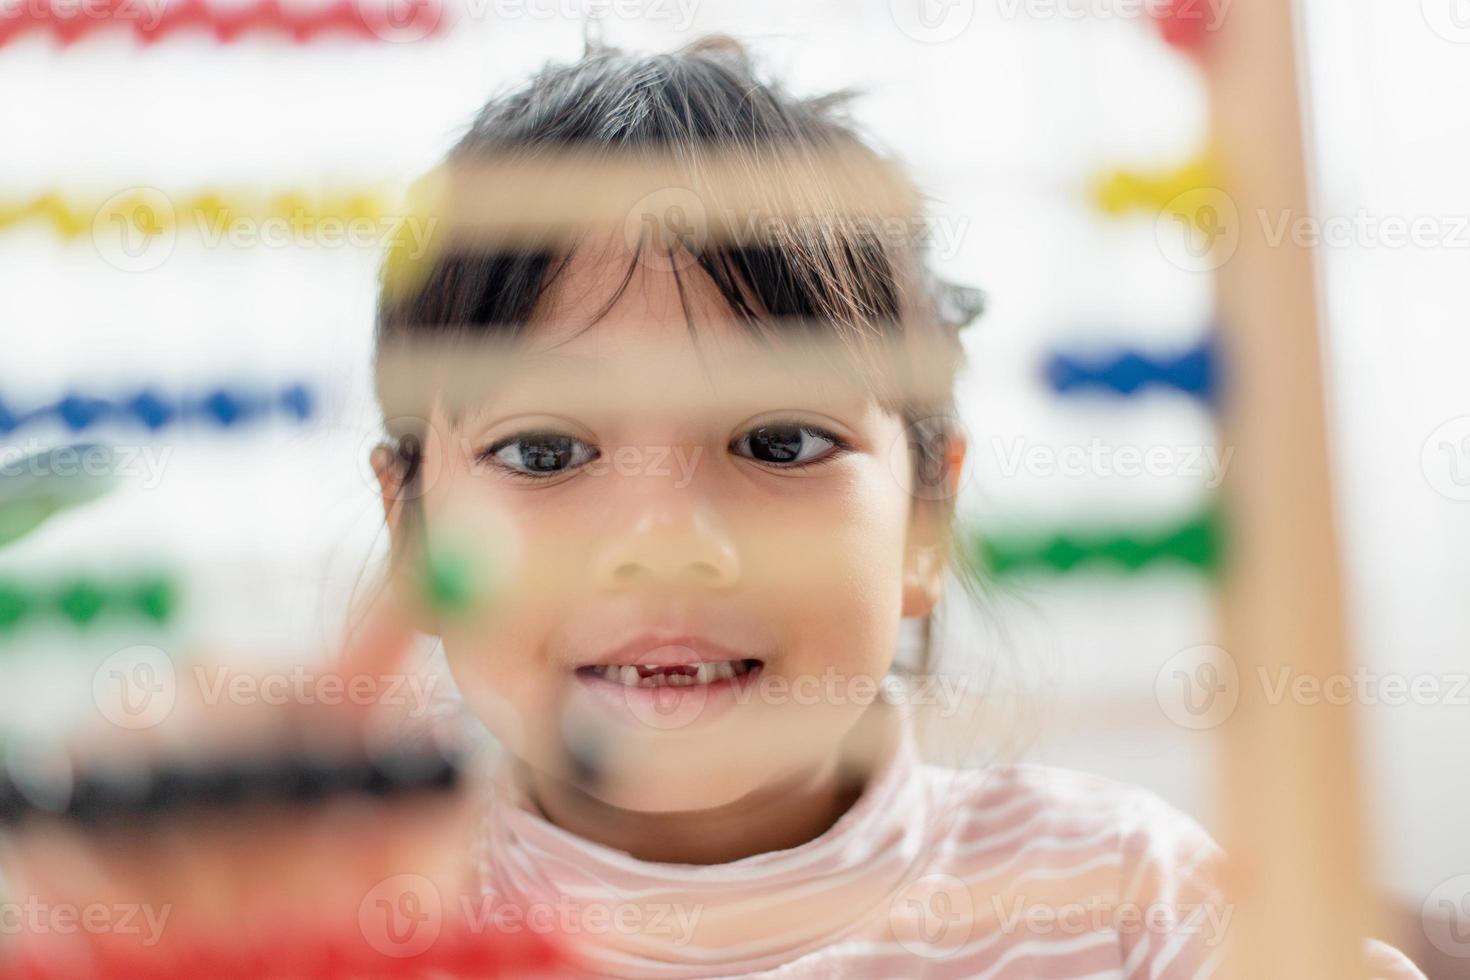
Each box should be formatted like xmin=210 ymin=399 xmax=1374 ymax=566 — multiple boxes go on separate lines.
xmin=478 ymin=433 xmax=598 ymax=478
xmin=731 ymin=423 xmax=847 ymax=467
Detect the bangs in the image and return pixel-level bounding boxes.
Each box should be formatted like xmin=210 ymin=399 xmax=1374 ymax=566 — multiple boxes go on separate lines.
xmin=375 ymin=38 xmax=979 ymax=433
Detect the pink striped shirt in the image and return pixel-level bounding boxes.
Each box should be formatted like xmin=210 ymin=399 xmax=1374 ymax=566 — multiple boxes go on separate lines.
xmin=475 ymin=724 xmax=1426 ymax=979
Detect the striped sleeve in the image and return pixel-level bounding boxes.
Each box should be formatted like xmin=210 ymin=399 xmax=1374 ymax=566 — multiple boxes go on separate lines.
xmin=1115 ymin=789 xmax=1230 ymax=979
xmin=1114 ymin=792 xmax=1427 ymax=980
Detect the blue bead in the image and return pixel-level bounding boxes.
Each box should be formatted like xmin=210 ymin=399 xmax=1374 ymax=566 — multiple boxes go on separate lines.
xmin=126 ymin=390 xmax=176 ymax=430
xmin=278 ymin=384 xmax=314 ymax=420
xmin=1044 ymin=334 xmax=1219 ymax=404
xmin=199 ymin=387 xmax=242 ymax=426
xmin=56 ymin=395 xmax=110 ymax=432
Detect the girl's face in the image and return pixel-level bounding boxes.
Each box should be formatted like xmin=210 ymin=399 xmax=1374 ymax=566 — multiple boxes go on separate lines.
xmin=387 ymin=245 xmax=950 ymax=814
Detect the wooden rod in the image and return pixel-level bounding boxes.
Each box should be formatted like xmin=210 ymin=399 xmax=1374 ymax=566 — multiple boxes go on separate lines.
xmin=1205 ymin=1 xmax=1379 ymax=977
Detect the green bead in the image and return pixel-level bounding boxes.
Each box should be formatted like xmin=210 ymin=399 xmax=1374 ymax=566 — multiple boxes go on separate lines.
xmin=1170 ymin=517 xmax=1220 ymax=568
xmin=58 ymin=580 xmax=107 ymax=625
xmin=135 ymin=577 xmax=177 ymax=624
xmin=1105 ymin=536 xmax=1152 ymax=570
xmin=966 ymin=507 xmax=1224 ymax=578
xmin=1043 ymin=537 xmax=1085 ymax=571
xmin=0 ymin=585 xmax=29 ymax=631
xmin=422 ymin=548 xmax=482 ymax=614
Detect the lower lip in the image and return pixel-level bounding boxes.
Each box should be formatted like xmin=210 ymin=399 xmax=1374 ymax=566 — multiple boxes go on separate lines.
xmin=571 ymin=661 xmax=765 ymax=729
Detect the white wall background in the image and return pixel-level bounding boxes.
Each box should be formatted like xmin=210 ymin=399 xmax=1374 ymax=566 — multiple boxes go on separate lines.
xmin=0 ymin=0 xmax=1465 ymax=950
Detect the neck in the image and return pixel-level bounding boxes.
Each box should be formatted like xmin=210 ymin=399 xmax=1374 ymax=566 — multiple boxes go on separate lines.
xmin=521 ymin=705 xmax=898 ymax=865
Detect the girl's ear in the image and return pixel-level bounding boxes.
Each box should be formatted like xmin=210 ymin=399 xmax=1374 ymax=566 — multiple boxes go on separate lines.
xmin=901 ymin=430 xmax=968 ymax=618
xmin=371 ymin=443 xmax=407 ymax=535
xmin=901 ymin=545 xmax=945 ymax=618
xmin=371 ymin=443 xmax=440 ymax=637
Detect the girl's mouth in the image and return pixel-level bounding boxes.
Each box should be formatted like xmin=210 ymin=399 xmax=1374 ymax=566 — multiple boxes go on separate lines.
xmin=569 ymin=656 xmax=766 ymax=728
xmin=574 ymin=659 xmax=763 ymax=689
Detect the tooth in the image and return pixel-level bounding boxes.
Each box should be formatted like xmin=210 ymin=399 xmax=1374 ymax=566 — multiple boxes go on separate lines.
xmin=694 ymin=664 xmax=713 ymax=685
xmin=620 ymin=666 xmax=639 ymax=687
xmin=713 ymin=662 xmax=734 ymax=682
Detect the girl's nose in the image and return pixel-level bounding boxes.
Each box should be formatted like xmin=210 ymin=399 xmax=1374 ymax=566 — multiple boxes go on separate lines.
xmin=592 ymin=502 xmax=741 ymax=591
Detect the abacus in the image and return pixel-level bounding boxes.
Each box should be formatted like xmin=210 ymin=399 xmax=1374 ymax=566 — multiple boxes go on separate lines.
xmin=0 ymin=2 xmax=1432 ymax=979
xmin=971 ymin=4 xmax=1391 ymax=978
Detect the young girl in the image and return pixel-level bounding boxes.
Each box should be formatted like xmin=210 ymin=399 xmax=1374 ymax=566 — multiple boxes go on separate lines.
xmin=368 ymin=37 xmax=1426 ymax=980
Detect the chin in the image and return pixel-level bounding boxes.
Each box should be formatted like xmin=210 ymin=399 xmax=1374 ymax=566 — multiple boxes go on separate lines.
xmin=589 ymin=760 xmax=773 ymax=815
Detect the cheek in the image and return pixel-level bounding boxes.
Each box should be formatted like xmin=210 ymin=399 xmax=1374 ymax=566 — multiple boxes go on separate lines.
xmin=423 ymin=466 xmax=571 ymax=759
xmin=755 ymin=466 xmax=912 ymax=677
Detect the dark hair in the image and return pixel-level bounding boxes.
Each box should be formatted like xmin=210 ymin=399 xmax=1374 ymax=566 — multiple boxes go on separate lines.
xmin=373 ymin=36 xmax=985 ymax=673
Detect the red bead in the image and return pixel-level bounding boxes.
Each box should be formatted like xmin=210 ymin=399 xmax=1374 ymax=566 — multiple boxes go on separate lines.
xmin=1153 ymin=0 xmax=1212 ymax=52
